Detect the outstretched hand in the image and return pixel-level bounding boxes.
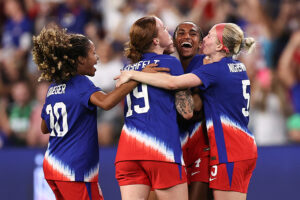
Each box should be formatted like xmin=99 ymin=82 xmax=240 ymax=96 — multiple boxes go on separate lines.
xmin=142 ymin=63 xmax=170 ymax=73
xmin=114 ymin=64 xmax=170 ymax=87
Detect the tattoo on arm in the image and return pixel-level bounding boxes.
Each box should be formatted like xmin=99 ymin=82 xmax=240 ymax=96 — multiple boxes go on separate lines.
xmin=175 ymin=90 xmax=194 ymax=117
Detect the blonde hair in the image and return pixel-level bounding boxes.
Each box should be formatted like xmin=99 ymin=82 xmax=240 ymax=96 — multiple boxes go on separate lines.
xmin=218 ymin=23 xmax=256 ymax=56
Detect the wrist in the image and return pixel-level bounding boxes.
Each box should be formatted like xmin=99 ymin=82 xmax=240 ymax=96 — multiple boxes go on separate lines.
xmin=128 ymin=70 xmax=136 ymax=80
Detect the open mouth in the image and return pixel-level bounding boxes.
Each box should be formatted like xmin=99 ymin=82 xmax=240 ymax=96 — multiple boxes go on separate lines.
xmin=181 ymin=42 xmax=192 ymax=48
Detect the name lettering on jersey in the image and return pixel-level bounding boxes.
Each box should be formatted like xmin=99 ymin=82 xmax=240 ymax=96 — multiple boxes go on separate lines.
xmin=123 ymin=60 xmax=160 ymax=71
xmin=47 ymin=84 xmax=66 ymax=97
xmin=228 ymin=63 xmax=246 ymax=72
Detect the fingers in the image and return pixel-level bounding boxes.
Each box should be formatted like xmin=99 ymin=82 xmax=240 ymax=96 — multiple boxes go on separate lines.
xmin=116 ymin=80 xmax=121 ymax=87
xmin=114 ymin=75 xmax=120 ymax=80
xmin=146 ymin=63 xmax=158 ymax=68
xmin=153 ymin=67 xmax=170 ymax=72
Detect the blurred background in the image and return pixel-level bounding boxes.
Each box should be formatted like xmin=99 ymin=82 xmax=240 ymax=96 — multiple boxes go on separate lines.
xmin=0 ymin=0 xmax=299 ymax=199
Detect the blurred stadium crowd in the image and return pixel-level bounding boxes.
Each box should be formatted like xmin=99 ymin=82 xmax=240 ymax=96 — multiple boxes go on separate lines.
xmin=0 ymin=0 xmax=299 ymax=148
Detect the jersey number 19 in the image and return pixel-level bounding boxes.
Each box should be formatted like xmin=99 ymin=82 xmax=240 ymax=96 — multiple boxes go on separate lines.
xmin=126 ymin=84 xmax=150 ymax=117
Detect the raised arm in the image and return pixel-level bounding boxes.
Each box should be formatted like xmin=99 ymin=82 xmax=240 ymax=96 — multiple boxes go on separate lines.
xmin=90 ymin=80 xmax=138 ymax=110
xmin=278 ymin=31 xmax=300 ymax=88
xmin=116 ymin=71 xmax=202 ymax=90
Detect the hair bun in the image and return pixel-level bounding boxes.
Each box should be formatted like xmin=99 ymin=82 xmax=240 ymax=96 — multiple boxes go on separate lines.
xmin=242 ymin=37 xmax=256 ymax=54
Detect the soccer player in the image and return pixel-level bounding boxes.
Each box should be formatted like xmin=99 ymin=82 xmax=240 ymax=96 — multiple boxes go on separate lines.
xmin=116 ymin=23 xmax=258 ymax=200
xmin=32 ymin=24 xmax=160 ymax=200
xmin=114 ymin=16 xmax=193 ymax=200
xmin=173 ymin=21 xmax=212 ymax=200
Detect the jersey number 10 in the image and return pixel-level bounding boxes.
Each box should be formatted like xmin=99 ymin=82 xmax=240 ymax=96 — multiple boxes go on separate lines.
xmin=46 ymin=102 xmax=68 ymax=137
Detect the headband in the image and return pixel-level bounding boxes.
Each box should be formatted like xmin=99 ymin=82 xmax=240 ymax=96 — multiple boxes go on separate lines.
xmin=215 ymin=24 xmax=229 ymax=53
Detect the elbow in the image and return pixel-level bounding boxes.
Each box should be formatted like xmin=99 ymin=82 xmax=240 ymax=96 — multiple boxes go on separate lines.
xmin=41 ymin=126 xmax=49 ymax=134
xmin=101 ymin=104 xmax=111 ymax=111
xmin=166 ymin=82 xmax=179 ymax=90
xmin=41 ymin=120 xmax=50 ymax=134
xmin=101 ymin=102 xmax=114 ymax=111
xmin=182 ymin=112 xmax=193 ymax=120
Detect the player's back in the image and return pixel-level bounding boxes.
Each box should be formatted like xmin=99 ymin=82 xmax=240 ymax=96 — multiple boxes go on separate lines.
xmin=192 ymin=57 xmax=257 ymax=165
xmin=116 ymin=53 xmax=184 ymax=165
xmin=42 ymin=75 xmax=100 ymax=182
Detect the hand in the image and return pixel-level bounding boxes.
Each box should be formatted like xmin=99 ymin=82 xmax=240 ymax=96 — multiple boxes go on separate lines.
xmin=142 ymin=63 xmax=170 ymax=73
xmin=114 ymin=71 xmax=132 ymax=87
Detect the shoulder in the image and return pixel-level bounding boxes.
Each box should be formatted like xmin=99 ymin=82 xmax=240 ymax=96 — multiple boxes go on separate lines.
xmin=71 ymin=75 xmax=96 ymax=87
xmin=188 ymin=54 xmax=206 ymax=71
xmin=156 ymin=54 xmax=181 ymax=65
xmin=157 ymin=54 xmax=179 ymax=61
xmin=194 ymin=54 xmax=206 ymax=61
xmin=191 ymin=60 xmax=219 ymax=77
xmin=223 ymin=57 xmax=243 ymax=64
xmin=204 ymin=57 xmax=237 ymax=69
xmin=74 ymin=75 xmax=90 ymax=82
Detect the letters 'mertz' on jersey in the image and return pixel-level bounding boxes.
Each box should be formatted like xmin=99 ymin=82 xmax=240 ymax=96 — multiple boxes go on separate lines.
xmin=192 ymin=57 xmax=257 ymax=165
xmin=42 ymin=75 xmax=101 ymax=182
xmin=115 ymin=53 xmax=184 ymax=166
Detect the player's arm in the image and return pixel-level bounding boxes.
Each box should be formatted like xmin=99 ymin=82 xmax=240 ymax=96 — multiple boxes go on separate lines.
xmin=91 ymin=66 xmax=169 ymax=110
xmin=192 ymin=90 xmax=203 ymax=112
xmin=116 ymin=71 xmax=202 ymax=90
xmin=90 ymin=80 xmax=138 ymax=110
xmin=175 ymin=89 xmax=194 ymax=119
xmin=190 ymin=90 xmax=205 ymax=122
xmin=41 ymin=119 xmax=49 ymax=134
xmin=278 ymin=31 xmax=300 ymax=88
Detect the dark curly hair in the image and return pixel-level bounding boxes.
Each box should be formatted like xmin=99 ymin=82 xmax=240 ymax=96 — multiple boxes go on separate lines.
xmin=32 ymin=24 xmax=91 ymax=83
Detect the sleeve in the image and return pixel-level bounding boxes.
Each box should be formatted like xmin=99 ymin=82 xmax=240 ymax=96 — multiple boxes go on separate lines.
xmin=186 ymin=54 xmax=205 ymax=73
xmin=191 ymin=62 xmax=218 ymax=90
xmin=78 ymin=76 xmax=102 ymax=110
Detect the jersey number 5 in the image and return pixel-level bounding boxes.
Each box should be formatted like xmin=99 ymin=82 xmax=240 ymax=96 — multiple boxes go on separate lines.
xmin=126 ymin=84 xmax=150 ymax=117
xmin=46 ymin=102 xmax=68 ymax=137
xmin=242 ymin=80 xmax=250 ymax=117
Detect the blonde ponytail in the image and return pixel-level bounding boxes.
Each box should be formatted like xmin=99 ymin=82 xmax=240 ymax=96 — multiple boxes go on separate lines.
xmin=241 ymin=37 xmax=256 ymax=54
xmin=220 ymin=23 xmax=256 ymax=56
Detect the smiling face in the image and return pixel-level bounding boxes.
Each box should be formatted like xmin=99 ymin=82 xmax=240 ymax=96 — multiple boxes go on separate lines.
xmin=77 ymin=41 xmax=98 ymax=76
xmin=174 ymin=22 xmax=202 ymax=58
